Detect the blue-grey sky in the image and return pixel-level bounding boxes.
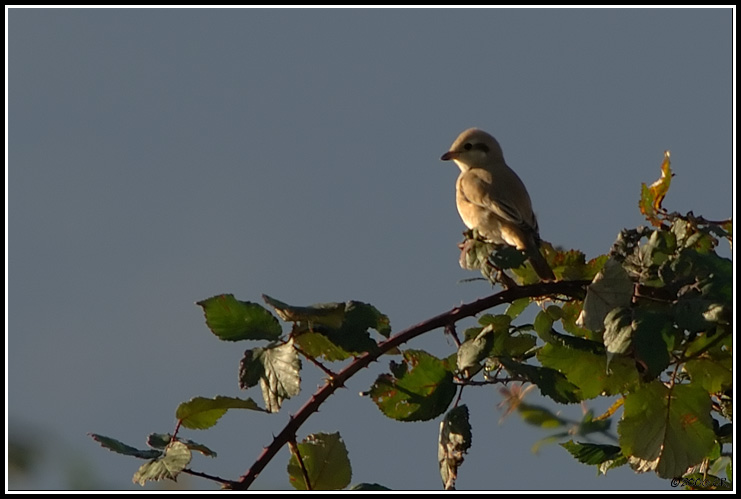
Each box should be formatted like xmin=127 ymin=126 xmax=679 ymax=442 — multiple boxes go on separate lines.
xmin=8 ymin=7 xmax=734 ymax=491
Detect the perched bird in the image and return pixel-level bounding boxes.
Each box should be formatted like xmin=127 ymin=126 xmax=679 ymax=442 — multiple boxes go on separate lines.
xmin=441 ymin=128 xmax=556 ymax=281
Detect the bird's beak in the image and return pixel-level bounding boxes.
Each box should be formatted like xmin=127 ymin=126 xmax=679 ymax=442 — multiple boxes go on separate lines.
xmin=441 ymin=151 xmax=457 ymax=161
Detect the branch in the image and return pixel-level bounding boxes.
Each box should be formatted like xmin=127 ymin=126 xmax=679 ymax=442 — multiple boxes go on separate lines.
xmin=230 ymin=279 xmax=589 ymax=489
xmin=182 ymin=468 xmax=238 ymax=488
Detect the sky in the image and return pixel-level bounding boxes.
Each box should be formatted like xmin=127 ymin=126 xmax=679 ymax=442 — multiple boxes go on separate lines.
xmin=7 ymin=6 xmax=734 ymax=491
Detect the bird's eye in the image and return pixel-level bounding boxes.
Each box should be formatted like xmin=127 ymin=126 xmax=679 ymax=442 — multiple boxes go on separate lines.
xmin=463 ymin=143 xmax=472 ymax=151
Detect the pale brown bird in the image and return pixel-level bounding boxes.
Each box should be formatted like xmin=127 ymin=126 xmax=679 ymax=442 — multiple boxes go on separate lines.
xmin=441 ymin=128 xmax=555 ymax=281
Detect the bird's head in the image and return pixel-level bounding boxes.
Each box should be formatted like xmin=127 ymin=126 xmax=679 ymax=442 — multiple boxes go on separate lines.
xmin=441 ymin=128 xmax=505 ymax=172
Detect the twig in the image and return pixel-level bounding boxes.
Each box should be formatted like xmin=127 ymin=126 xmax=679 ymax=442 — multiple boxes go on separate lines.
xmin=294 ymin=344 xmax=338 ymax=379
xmin=182 ymin=468 xmax=239 ymax=488
xmin=229 ymin=279 xmax=589 ymax=490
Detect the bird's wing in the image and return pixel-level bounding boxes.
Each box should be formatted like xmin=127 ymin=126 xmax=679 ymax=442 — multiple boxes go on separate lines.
xmin=458 ymin=169 xmax=535 ymax=230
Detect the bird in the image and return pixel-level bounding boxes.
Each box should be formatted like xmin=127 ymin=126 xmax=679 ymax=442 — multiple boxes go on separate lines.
xmin=441 ymin=128 xmax=556 ymax=281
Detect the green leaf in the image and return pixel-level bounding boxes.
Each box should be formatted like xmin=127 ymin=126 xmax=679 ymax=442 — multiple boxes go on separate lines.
xmin=197 ymin=294 xmax=281 ymax=341
xmin=517 ymin=403 xmax=567 ymax=428
xmin=491 ymin=330 xmax=537 ymax=358
xmin=370 ymin=350 xmax=456 ymax=422
xmin=239 ymin=340 xmax=301 ymax=413
xmin=287 ymin=432 xmax=351 ymax=490
xmin=292 ymin=330 xmax=355 ymax=362
xmin=632 ymin=311 xmax=675 ymax=380
xmin=132 ymin=441 xmax=191 ymax=487
xmin=314 ymin=302 xmax=387 ymax=354
xmin=603 ymin=307 xmax=634 ymax=368
xmin=533 ymin=310 xmax=555 ymax=342
xmin=549 ymin=249 xmax=592 ymax=282
xmin=559 ymin=301 xmax=597 ymax=340
xmin=146 ymin=434 xmax=217 ymax=457
xmin=504 ymin=298 xmax=531 ymax=320
xmin=618 ymin=381 xmax=716 ymax=478
xmin=561 ymin=441 xmax=626 ymax=473
xmin=499 ymin=359 xmax=581 ymax=404
xmin=238 ymin=348 xmax=266 ymax=389
xmin=488 ymin=245 xmax=528 ymax=270
xmin=478 ymin=314 xmax=512 ymax=329
xmin=175 ymin=396 xmax=264 ymax=430
xmin=438 ymin=405 xmax=472 ymax=491
xmin=291 ymin=301 xmax=390 ymax=361
xmin=262 ymin=294 xmax=346 ymax=328
xmin=342 ymin=301 xmax=392 ymax=338
xmin=538 ymin=343 xmax=639 ymax=399
xmin=673 ymin=296 xmax=716 ymax=333
xmin=684 ymin=357 xmax=733 ymax=393
xmin=577 ymin=258 xmax=634 ymax=333
xmin=89 ymin=434 xmax=162 ymax=459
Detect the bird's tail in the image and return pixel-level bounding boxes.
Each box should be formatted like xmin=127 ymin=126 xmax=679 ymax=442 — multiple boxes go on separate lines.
xmin=527 ymin=247 xmax=556 ymax=282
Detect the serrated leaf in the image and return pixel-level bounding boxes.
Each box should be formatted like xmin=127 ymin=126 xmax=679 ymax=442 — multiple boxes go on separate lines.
xmin=577 ymin=258 xmax=634 ymax=333
xmin=290 ymin=301 xmax=389 ymax=361
xmin=545 ymin=248 xmax=607 ymax=283
xmin=499 ymin=359 xmax=581 ymax=404
xmin=490 ymin=245 xmax=528 ymax=269
xmin=533 ymin=310 xmax=555 ymax=342
xmin=370 ymin=350 xmax=456 ymax=422
xmin=561 ymin=441 xmax=626 ymax=473
xmin=559 ymin=301 xmax=597 ymax=340
xmin=133 ymin=441 xmax=191 ymax=486
xmin=478 ymin=314 xmax=512 ymax=329
xmin=176 ymin=396 xmax=263 ymax=430
xmin=438 ymin=405 xmax=472 ymax=490
xmin=673 ymin=296 xmax=716 ymax=333
xmin=239 ymin=340 xmax=301 ymax=413
xmin=310 ymin=302 xmax=386 ymax=356
xmin=491 ymin=330 xmax=537 ymax=358
xmin=89 ymin=434 xmax=162 ymax=459
xmin=342 ymin=301 xmax=392 ymax=338
xmin=287 ymin=432 xmax=351 ymax=490
xmin=538 ymin=343 xmax=639 ymax=399
xmin=618 ymin=381 xmax=715 ymax=478
xmin=505 ymin=298 xmax=531 ymax=319
xmin=292 ymin=330 xmax=355 ymax=362
xmin=632 ymin=311 xmax=675 ymax=380
xmin=685 ymin=358 xmax=733 ymax=393
xmin=239 ymin=348 xmax=266 ymax=389
xmin=197 ymin=294 xmax=281 ymax=341
xmin=262 ymin=294 xmax=346 ymax=328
